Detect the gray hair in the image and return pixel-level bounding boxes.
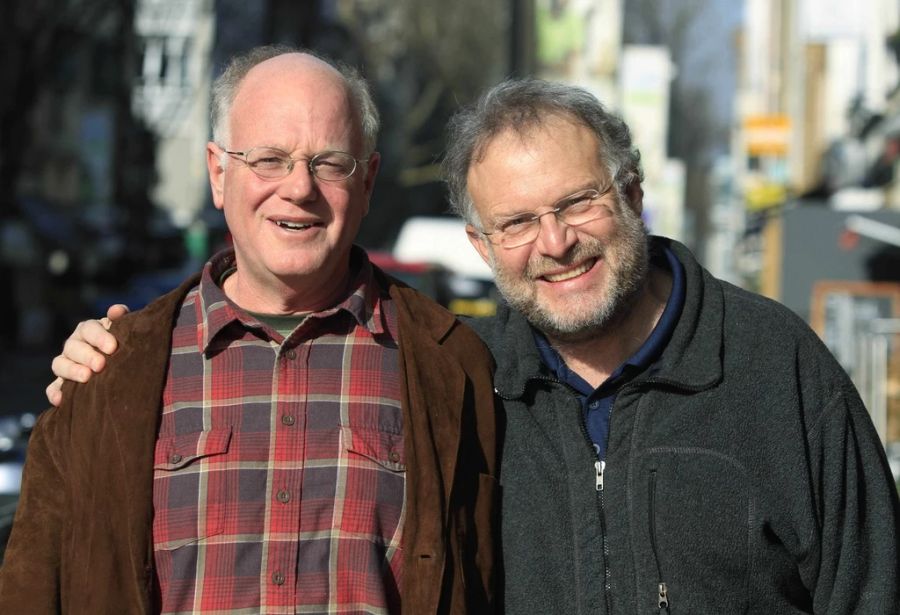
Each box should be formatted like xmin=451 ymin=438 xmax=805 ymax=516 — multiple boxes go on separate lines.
xmin=443 ymin=78 xmax=643 ymax=225
xmin=210 ymin=45 xmax=380 ymax=154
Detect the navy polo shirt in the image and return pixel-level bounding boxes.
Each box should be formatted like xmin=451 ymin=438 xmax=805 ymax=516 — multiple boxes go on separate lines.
xmin=535 ymin=246 xmax=685 ymax=460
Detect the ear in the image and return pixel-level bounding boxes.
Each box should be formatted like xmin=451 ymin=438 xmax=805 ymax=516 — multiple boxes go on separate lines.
xmin=360 ymin=152 xmax=381 ymax=216
xmin=466 ymin=224 xmax=492 ymax=266
xmin=624 ymin=181 xmax=644 ymax=216
xmin=207 ymin=142 xmax=226 ymax=211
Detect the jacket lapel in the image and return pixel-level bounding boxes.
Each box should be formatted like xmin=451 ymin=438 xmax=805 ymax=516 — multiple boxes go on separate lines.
xmin=102 ymin=275 xmax=200 ymax=593
xmin=390 ymin=283 xmax=465 ymax=505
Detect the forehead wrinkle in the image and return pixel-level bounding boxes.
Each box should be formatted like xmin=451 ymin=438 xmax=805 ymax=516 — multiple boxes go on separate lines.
xmin=469 ymin=114 xmax=611 ymax=226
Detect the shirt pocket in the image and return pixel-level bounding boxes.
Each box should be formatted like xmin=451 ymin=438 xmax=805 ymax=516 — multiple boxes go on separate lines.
xmin=344 ymin=425 xmax=406 ymax=472
xmin=341 ymin=426 xmax=406 ymax=551
xmin=153 ymin=427 xmax=233 ymax=550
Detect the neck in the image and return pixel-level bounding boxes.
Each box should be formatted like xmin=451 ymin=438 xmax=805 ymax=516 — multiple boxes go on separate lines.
xmin=222 ymin=267 xmax=352 ymax=315
xmin=548 ymin=266 xmax=672 ymax=388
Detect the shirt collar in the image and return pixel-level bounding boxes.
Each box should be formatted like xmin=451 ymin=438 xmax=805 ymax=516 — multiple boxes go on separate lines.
xmin=534 ymin=244 xmax=686 ymax=395
xmin=197 ymin=246 xmax=387 ymax=353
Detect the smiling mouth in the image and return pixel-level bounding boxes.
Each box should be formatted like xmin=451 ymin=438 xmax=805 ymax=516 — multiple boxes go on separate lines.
xmin=275 ymin=220 xmax=316 ymax=231
xmin=541 ymin=258 xmax=596 ymax=282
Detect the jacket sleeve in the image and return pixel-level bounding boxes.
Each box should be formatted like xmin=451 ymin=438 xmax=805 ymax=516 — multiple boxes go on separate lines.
xmin=0 ymin=408 xmax=66 ymax=612
xmin=807 ymin=386 xmax=900 ymax=614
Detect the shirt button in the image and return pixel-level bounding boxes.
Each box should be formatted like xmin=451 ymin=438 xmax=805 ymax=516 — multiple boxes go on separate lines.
xmin=277 ymin=489 xmax=291 ymax=504
xmin=281 ymin=414 xmax=296 ymax=426
xmin=388 ymin=450 xmax=401 ymax=463
xmin=284 ymin=349 xmax=297 ymax=360
xmin=169 ymin=453 xmax=183 ymax=464
xmin=589 ymin=401 xmax=600 ymax=409
xmin=272 ymin=571 xmax=285 ymax=586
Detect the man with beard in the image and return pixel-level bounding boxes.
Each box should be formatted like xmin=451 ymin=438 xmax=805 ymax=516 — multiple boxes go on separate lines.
xmin=45 ymin=79 xmax=900 ymax=613
xmin=442 ymin=78 xmax=900 ymax=614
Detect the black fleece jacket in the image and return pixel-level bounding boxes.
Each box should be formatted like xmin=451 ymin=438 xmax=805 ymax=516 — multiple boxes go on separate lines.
xmin=470 ymin=236 xmax=900 ymax=614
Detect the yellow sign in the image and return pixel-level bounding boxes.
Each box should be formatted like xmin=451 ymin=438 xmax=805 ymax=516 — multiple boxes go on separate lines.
xmin=745 ymin=181 xmax=787 ymax=211
xmin=743 ymin=114 xmax=791 ymax=156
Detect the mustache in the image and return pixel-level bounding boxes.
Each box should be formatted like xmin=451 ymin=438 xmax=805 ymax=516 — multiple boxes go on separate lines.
xmin=525 ymin=238 xmax=605 ymax=279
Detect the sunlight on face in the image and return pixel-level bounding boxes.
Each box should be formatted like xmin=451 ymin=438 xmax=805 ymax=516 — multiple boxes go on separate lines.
xmin=466 ymin=116 xmax=649 ymax=341
xmin=207 ymin=53 xmax=378 ymax=312
xmin=487 ymin=197 xmax=649 ymax=341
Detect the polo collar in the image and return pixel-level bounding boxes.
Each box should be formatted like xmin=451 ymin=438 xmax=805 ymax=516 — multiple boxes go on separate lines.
xmin=534 ymin=244 xmax=685 ymax=395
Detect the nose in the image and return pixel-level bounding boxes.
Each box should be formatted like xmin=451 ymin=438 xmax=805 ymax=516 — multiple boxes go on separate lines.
xmin=534 ymin=211 xmax=577 ymax=258
xmin=276 ymin=159 xmax=318 ymax=204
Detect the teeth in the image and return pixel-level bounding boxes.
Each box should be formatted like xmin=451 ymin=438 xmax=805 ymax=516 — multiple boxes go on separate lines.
xmin=276 ymin=221 xmax=312 ymax=231
xmin=543 ymin=261 xmax=592 ymax=282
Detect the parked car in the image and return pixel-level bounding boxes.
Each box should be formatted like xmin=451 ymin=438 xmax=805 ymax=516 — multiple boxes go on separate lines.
xmin=367 ymin=250 xmax=498 ymax=318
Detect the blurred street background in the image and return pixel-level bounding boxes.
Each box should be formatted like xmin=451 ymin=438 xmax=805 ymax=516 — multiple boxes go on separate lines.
xmin=2 ymin=0 xmax=900 ymax=556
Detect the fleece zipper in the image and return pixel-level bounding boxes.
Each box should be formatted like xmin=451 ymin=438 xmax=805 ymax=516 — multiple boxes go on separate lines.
xmin=649 ymin=469 xmax=671 ymax=612
xmin=497 ymin=377 xmax=615 ymax=613
xmin=579 ymin=413 xmax=613 ymax=614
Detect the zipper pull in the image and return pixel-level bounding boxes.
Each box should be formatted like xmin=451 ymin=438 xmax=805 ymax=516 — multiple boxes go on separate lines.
xmin=658 ymin=582 xmax=669 ymax=608
xmin=594 ymin=460 xmax=605 ymax=491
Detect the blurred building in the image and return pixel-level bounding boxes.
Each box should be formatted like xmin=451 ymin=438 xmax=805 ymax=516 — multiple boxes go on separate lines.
xmin=725 ymin=0 xmax=900 ymax=453
xmin=132 ymin=0 xmax=215 ymax=229
xmin=2 ymin=1 xmax=151 ymax=347
xmin=618 ymin=45 xmax=685 ymax=241
xmin=729 ymin=0 xmax=900 ymax=295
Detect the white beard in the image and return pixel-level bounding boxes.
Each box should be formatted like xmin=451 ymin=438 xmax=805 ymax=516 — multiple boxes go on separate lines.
xmin=489 ymin=204 xmax=649 ymax=342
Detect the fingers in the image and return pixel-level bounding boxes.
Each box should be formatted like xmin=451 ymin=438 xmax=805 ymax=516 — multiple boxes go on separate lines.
xmin=105 ymin=304 xmax=130 ymax=323
xmin=51 ymin=345 xmax=103 ymax=382
xmin=45 ymin=377 xmax=65 ymax=407
xmin=71 ymin=318 xmax=119 ymax=357
xmin=49 ymin=319 xmax=118 ymax=384
xmin=45 ymin=311 xmax=126 ymax=406
xmin=46 ymin=355 xmax=96 ymax=407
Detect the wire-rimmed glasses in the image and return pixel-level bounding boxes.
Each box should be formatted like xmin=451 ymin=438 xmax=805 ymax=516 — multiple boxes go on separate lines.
xmin=223 ymin=146 xmax=369 ymax=182
xmin=479 ymin=186 xmax=615 ymax=248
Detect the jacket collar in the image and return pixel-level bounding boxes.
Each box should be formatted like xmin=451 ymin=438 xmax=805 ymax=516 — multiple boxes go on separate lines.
xmin=477 ymin=236 xmax=724 ymax=400
xmin=648 ymin=237 xmax=723 ymax=392
xmin=380 ymin=271 xmax=460 ymax=345
xmin=476 ymin=302 xmax=550 ymax=399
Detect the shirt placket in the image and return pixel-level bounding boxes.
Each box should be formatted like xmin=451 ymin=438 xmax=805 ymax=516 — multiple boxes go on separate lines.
xmin=263 ymin=338 xmax=308 ymax=613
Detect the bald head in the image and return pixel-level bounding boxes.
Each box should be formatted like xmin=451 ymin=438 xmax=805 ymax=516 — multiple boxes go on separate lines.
xmin=245 ymin=52 xmax=342 ymax=86
xmin=210 ymin=46 xmax=379 ymax=154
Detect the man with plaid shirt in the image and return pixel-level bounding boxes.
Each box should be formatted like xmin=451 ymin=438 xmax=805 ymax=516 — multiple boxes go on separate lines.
xmin=0 ymin=47 xmax=498 ymax=614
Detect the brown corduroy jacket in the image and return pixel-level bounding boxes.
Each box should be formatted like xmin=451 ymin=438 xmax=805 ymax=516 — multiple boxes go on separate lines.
xmin=0 ymin=270 xmax=499 ymax=614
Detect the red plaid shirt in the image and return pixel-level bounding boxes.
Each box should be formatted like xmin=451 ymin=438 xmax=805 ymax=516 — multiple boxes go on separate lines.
xmin=152 ymin=249 xmax=404 ymax=614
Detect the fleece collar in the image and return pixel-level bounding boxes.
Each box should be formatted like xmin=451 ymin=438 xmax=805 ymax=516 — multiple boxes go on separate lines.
xmin=476 ymin=236 xmax=723 ymax=400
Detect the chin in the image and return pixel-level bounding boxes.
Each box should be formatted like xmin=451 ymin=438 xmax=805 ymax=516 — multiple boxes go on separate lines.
xmin=527 ymin=304 xmax=614 ymax=341
xmin=523 ymin=277 xmax=643 ymax=342
xmin=269 ymin=251 xmax=327 ymax=275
